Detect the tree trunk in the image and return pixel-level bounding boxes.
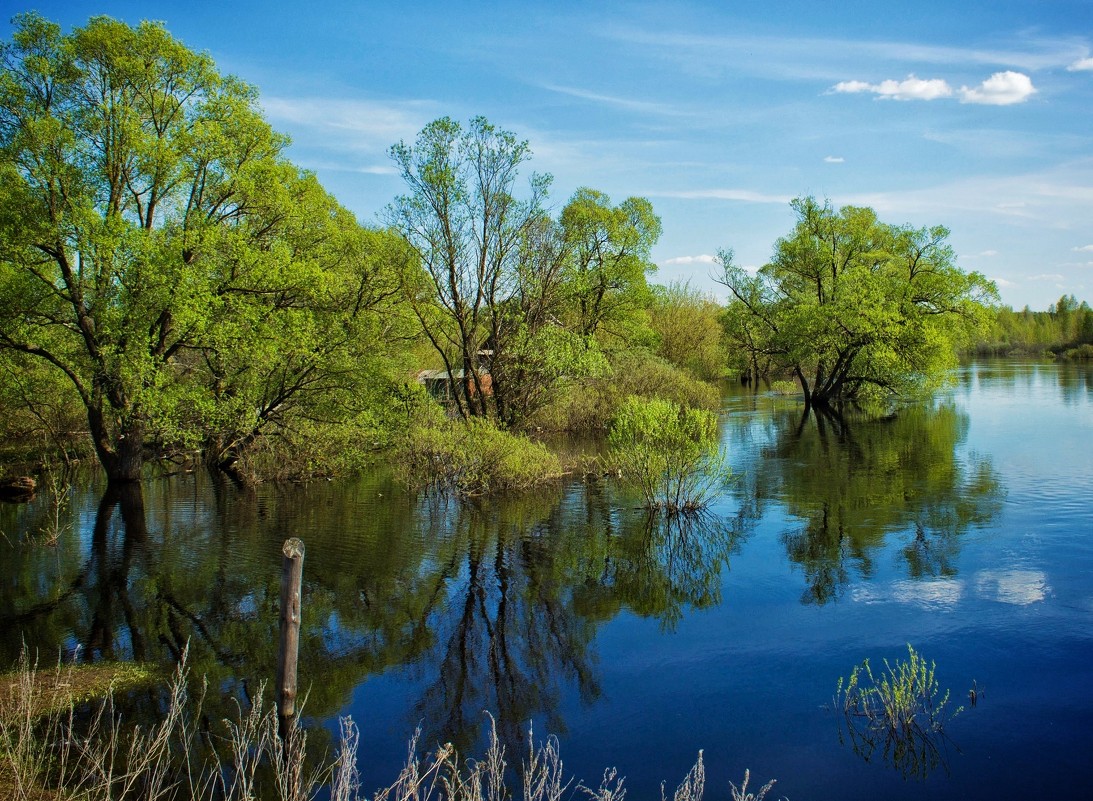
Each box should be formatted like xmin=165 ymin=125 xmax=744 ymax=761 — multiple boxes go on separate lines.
xmin=88 ymin=407 xmax=145 ymax=484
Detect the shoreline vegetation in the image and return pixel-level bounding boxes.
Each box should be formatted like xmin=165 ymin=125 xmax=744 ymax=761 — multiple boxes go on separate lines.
xmin=1 ymin=650 xmax=776 ymax=801
xmin=4 ymin=13 xmax=1088 ymax=495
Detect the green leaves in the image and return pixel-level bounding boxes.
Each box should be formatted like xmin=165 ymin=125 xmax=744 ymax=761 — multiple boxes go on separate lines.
xmin=0 ymin=14 xmax=410 ymax=480
xmin=608 ymin=396 xmax=726 ymax=514
xmin=719 ymin=196 xmax=998 ymax=406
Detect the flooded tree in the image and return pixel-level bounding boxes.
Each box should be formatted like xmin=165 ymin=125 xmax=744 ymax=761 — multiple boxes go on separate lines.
xmin=717 ymin=197 xmax=997 ymax=409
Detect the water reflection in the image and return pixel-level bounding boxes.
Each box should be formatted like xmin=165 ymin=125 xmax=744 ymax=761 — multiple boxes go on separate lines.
xmin=0 ymin=471 xmax=747 ymax=760
xmin=734 ymin=401 xmax=1003 ymax=604
xmin=401 ymin=488 xmax=744 ymax=753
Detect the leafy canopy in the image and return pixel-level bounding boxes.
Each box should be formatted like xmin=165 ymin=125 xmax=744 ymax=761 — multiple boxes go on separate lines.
xmin=718 ymin=197 xmax=997 ymax=406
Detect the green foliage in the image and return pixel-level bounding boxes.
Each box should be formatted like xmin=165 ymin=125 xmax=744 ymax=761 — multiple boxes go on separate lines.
xmin=529 ymin=349 xmax=720 ymax=432
xmin=1062 ymin=343 xmax=1093 ymax=361
xmin=835 ymin=644 xmax=963 ymax=779
xmin=559 ymin=188 xmax=661 ymax=343
xmin=977 ymin=295 xmax=1093 ymax=355
xmin=387 ymin=118 xmax=666 ymax=431
xmin=396 ymin=415 xmax=562 ymax=496
xmin=649 ymin=280 xmax=727 ymax=381
xmin=0 ymin=14 xmax=411 ymax=481
xmin=388 ymin=116 xmax=551 ymax=424
xmin=718 ymin=197 xmax=997 ymax=406
xmin=0 ymin=351 xmax=91 ymax=463
xmin=608 ymin=396 xmax=726 ymax=513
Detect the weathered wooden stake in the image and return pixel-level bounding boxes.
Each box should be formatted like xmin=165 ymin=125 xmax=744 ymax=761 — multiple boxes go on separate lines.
xmin=277 ymin=537 xmax=305 ymax=720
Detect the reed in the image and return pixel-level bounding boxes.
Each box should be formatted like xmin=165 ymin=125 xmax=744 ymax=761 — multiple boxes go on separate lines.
xmin=2 ymin=649 xmax=776 ymax=801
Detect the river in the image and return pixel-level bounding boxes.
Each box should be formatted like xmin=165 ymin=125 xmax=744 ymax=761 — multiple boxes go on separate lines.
xmin=2 ymin=359 xmax=1091 ymax=800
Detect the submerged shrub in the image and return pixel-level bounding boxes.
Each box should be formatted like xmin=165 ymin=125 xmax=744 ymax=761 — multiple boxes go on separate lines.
xmin=396 ymin=417 xmax=562 ymax=496
xmin=835 ymin=644 xmax=964 ymax=779
xmin=608 ymin=396 xmax=727 ymax=514
xmin=836 ymin=644 xmax=960 ymax=735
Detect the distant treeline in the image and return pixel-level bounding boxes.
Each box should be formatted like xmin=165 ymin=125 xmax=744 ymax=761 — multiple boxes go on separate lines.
xmin=971 ymin=295 xmax=1093 ymax=357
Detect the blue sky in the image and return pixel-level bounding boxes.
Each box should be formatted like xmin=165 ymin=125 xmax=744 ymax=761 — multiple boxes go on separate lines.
xmin=5 ymin=0 xmax=1093 ymax=309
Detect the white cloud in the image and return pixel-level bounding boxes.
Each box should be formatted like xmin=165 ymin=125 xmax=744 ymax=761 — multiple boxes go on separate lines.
xmin=1068 ymin=57 xmax=1093 ymax=72
xmin=824 ymin=156 xmax=845 ymax=163
xmin=661 ymin=254 xmax=718 ymax=266
xmin=832 ymin=74 xmax=952 ymax=101
xmin=991 ymin=276 xmax=1016 ymax=287
xmin=1029 ymin=273 xmax=1065 ymax=281
xmin=959 ymin=71 xmax=1037 ymax=105
xmin=832 ymin=71 xmax=1037 ymax=106
xmin=1073 ymin=245 xmax=1093 ymax=252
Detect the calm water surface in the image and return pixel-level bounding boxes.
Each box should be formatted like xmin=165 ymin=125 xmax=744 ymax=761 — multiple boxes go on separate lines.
xmin=2 ymin=360 xmax=1092 ymax=800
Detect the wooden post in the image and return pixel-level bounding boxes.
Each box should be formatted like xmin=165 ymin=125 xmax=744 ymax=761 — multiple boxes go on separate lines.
xmin=277 ymin=537 xmax=305 ymax=719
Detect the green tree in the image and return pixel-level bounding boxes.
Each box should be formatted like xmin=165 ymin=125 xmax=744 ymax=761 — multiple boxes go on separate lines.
xmin=718 ymin=197 xmax=997 ymax=408
xmin=0 ymin=14 xmax=404 ymax=482
xmin=387 ymin=116 xmax=551 ymax=424
xmin=559 ymin=187 xmax=661 ymax=343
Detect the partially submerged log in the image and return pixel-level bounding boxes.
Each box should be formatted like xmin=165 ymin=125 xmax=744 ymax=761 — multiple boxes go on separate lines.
xmin=0 ymin=476 xmax=36 ymax=501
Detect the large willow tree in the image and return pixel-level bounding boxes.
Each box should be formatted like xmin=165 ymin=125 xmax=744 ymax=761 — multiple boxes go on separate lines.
xmin=0 ymin=14 xmax=406 ymax=482
xmin=718 ymin=197 xmax=997 ymax=408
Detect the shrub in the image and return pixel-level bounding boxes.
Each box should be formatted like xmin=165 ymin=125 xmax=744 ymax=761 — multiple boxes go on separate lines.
xmin=834 ymin=644 xmax=964 ymax=779
xmin=1061 ymin=343 xmax=1093 ymax=361
xmin=396 ymin=417 xmax=562 ymax=496
xmin=608 ymin=397 xmax=727 ymax=514
xmin=530 ymin=350 xmax=720 ymax=433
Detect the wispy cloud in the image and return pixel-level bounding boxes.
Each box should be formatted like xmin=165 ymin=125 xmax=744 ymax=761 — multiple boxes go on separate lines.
xmin=1029 ymin=273 xmax=1065 ymax=281
xmin=824 ymin=156 xmax=845 ymax=163
xmin=991 ymin=276 xmax=1016 ymax=287
xmin=598 ymin=24 xmax=1085 ymax=82
xmin=1067 ymin=57 xmax=1093 ymax=72
xmin=650 ymin=188 xmax=793 ymax=204
xmin=540 ymin=83 xmax=687 ymax=116
xmin=832 ymin=159 xmax=1093 ymax=227
xmin=1073 ymin=244 xmax=1093 ymax=252
xmin=959 ymin=71 xmax=1037 ymax=105
xmin=832 ymin=74 xmax=952 ymax=100
xmin=260 ymin=96 xmax=438 ymax=151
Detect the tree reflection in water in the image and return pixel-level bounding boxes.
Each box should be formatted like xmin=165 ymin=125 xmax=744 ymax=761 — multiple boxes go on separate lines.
xmin=735 ymin=400 xmax=1003 ymax=605
xmin=0 ymin=469 xmax=749 ymax=771
xmin=406 ymin=485 xmax=745 ymax=755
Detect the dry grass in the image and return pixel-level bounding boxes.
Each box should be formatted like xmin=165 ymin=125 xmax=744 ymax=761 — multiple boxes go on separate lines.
xmin=2 ymin=648 xmax=777 ymax=801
